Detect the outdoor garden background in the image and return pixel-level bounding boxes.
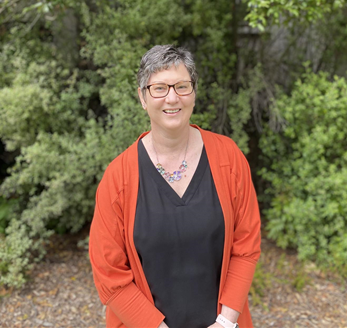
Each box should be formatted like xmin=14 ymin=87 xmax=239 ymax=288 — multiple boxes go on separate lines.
xmin=0 ymin=1 xmax=346 ymax=327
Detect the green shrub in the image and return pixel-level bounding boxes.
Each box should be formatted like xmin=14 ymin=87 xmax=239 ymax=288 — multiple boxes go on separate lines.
xmin=0 ymin=219 xmax=34 ymax=288
xmin=0 ymin=48 xmax=134 ymax=284
xmin=259 ymin=71 xmax=347 ymax=277
xmin=0 ymin=0 xmax=251 ymax=287
xmin=0 ymin=198 xmax=14 ymax=235
xmin=2 ymin=0 xmax=347 ymax=288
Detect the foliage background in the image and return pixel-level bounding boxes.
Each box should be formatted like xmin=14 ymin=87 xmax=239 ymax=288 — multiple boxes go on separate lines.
xmin=0 ymin=0 xmax=346 ymax=287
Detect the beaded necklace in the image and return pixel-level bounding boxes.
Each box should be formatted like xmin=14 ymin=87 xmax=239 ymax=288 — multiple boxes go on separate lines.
xmin=152 ymin=135 xmax=189 ymax=183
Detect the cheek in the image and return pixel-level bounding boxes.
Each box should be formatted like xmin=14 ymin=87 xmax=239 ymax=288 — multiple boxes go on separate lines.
xmin=147 ymin=98 xmax=164 ymax=111
xmin=185 ymin=96 xmax=195 ymax=109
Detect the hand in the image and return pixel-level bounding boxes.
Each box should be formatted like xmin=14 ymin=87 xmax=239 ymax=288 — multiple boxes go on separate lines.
xmin=221 ymin=305 xmax=240 ymax=323
xmin=157 ymin=321 xmax=169 ymax=328
xmin=208 ymin=305 xmax=240 ymax=328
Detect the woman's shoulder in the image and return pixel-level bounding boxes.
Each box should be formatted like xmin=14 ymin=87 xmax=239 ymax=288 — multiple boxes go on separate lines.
xmin=106 ymin=130 xmax=150 ymax=173
xmin=98 ymin=140 xmax=139 ymax=197
xmin=197 ymin=127 xmax=251 ymax=179
xmin=108 ymin=142 xmax=137 ymax=170
xmin=198 ymin=128 xmax=243 ymax=157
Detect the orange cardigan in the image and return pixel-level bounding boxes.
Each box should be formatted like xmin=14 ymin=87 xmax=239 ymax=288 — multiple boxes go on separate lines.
xmin=89 ymin=125 xmax=261 ymax=328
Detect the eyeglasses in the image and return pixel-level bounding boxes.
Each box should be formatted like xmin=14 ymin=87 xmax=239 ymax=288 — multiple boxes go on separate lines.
xmin=145 ymin=81 xmax=195 ymax=98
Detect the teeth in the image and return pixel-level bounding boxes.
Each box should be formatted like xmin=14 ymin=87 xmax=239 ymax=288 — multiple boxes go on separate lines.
xmin=164 ymin=109 xmax=180 ymax=113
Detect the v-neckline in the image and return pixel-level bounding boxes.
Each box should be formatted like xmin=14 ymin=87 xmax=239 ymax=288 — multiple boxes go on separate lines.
xmin=138 ymin=139 xmax=207 ymax=206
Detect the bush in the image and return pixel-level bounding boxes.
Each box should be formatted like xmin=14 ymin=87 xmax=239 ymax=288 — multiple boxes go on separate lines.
xmin=0 ymin=197 xmax=16 ymax=235
xmin=0 ymin=0 xmax=258 ymax=287
xmin=259 ymin=71 xmax=347 ymax=276
xmin=0 ymin=58 xmax=142 ymax=286
xmin=2 ymin=0 xmax=347 ymax=288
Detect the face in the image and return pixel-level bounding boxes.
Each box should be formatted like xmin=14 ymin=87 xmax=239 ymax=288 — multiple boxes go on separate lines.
xmin=138 ymin=63 xmax=195 ymax=133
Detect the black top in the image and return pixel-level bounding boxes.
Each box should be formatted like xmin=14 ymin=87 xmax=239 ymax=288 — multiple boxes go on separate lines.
xmin=134 ymin=140 xmax=225 ymax=328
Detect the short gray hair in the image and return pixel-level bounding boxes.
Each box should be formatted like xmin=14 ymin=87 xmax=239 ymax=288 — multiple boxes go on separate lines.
xmin=137 ymin=45 xmax=198 ymax=98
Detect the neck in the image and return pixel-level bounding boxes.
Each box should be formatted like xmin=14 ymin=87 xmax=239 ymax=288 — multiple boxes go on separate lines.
xmin=151 ymin=125 xmax=190 ymax=157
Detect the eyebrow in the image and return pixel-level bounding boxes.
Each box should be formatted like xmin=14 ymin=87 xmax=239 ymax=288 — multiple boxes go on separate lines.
xmin=149 ymin=80 xmax=188 ymax=84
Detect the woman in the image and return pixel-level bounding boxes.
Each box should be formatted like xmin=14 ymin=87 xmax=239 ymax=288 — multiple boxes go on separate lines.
xmin=89 ymin=45 xmax=261 ymax=328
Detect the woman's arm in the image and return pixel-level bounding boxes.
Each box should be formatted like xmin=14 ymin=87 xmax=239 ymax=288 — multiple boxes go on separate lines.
xmin=208 ymin=305 xmax=239 ymax=327
xmin=220 ymin=305 xmax=240 ymax=323
xmin=218 ymin=147 xmax=261 ymax=314
xmin=89 ymin=166 xmax=164 ymax=328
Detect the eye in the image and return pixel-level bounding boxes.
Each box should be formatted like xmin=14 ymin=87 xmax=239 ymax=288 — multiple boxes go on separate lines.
xmin=152 ymin=84 xmax=167 ymax=92
xmin=176 ymin=82 xmax=190 ymax=89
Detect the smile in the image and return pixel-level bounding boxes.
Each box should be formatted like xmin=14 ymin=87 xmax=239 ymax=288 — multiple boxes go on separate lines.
xmin=163 ymin=109 xmax=181 ymax=114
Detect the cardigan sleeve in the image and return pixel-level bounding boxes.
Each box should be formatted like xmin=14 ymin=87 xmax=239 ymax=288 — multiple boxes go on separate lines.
xmin=89 ymin=166 xmax=164 ymax=328
xmin=220 ymin=146 xmax=261 ymax=314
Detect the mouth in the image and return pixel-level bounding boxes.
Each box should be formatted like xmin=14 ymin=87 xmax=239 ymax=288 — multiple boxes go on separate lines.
xmin=163 ymin=108 xmax=181 ymax=114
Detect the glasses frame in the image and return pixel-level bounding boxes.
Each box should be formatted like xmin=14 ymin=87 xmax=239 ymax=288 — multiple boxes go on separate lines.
xmin=145 ymin=81 xmax=195 ymax=98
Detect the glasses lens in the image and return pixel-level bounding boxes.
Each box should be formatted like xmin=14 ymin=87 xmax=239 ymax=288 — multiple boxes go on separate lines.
xmin=174 ymin=81 xmax=193 ymax=95
xmin=148 ymin=81 xmax=194 ymax=98
xmin=149 ymin=83 xmax=168 ymax=97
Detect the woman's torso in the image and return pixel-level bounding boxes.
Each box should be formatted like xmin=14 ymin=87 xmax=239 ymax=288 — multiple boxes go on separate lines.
xmin=134 ymin=140 xmax=225 ymax=328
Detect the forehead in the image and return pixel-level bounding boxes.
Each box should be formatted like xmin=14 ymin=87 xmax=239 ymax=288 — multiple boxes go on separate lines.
xmin=148 ymin=63 xmax=191 ymax=84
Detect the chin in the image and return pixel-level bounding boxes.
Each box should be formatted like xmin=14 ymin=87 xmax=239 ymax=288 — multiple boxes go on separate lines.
xmin=166 ymin=119 xmax=191 ymax=131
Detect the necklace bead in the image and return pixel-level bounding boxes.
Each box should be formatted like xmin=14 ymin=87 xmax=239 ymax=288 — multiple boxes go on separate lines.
xmin=152 ymin=135 xmax=189 ymax=183
xmin=155 ymin=160 xmax=188 ymax=183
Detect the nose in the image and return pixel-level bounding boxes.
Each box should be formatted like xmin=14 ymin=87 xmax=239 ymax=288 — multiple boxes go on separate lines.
xmin=165 ymin=86 xmax=179 ymax=103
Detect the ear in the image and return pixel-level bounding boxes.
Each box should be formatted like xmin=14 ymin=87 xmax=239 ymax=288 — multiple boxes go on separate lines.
xmin=138 ymin=87 xmax=147 ymax=110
